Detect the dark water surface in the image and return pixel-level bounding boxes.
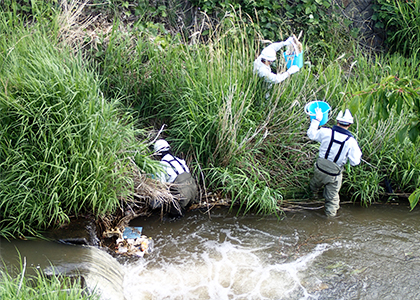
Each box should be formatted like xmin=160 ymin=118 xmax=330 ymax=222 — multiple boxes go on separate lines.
xmin=1 ymin=203 xmax=420 ymax=299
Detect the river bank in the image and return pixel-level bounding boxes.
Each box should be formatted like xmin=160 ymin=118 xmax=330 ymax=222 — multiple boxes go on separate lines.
xmin=2 ymin=0 xmax=419 ymax=244
xmin=43 ymin=189 xmax=410 ymax=258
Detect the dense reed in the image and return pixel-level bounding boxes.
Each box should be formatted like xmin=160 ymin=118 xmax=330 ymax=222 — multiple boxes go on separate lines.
xmin=91 ymin=10 xmax=420 ymax=212
xmin=0 ymin=16 xmax=157 ymax=238
xmin=1 ymin=2 xmax=419 ymax=238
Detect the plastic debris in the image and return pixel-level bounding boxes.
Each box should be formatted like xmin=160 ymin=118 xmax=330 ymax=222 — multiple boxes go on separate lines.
xmin=115 ymin=227 xmax=153 ymax=257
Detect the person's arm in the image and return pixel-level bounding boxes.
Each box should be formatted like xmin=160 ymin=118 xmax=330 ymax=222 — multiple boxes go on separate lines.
xmin=307 ymin=119 xmax=321 ymax=140
xmin=274 ymin=71 xmax=291 ymax=83
xmin=253 ymin=62 xmax=288 ymax=84
xmin=268 ymin=37 xmax=294 ymax=52
xmin=258 ymin=65 xmax=298 ymax=84
xmin=307 ymin=107 xmax=324 ymax=140
xmin=274 ymin=65 xmax=300 ymax=83
xmin=348 ymin=140 xmax=362 ymax=166
xmin=179 ymin=158 xmax=190 ymax=173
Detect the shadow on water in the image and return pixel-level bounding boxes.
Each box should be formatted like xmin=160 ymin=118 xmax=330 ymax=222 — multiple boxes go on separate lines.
xmin=1 ymin=203 xmax=420 ymax=300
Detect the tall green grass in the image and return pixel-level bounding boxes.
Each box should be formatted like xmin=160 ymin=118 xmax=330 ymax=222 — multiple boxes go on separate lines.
xmin=0 ymin=15 xmax=156 ymax=238
xmin=89 ymin=9 xmax=420 ymax=213
xmin=3 ymin=2 xmax=418 ymax=227
xmin=375 ymin=0 xmax=420 ymax=57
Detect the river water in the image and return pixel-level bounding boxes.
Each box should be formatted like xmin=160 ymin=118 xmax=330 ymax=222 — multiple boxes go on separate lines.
xmin=1 ymin=203 xmax=420 ymax=300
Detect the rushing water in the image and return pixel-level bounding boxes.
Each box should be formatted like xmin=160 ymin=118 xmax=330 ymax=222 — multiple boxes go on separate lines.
xmin=1 ymin=203 xmax=420 ymax=299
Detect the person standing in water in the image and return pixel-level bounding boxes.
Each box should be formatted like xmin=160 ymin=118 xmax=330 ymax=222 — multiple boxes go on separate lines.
xmin=307 ymin=108 xmax=362 ymax=217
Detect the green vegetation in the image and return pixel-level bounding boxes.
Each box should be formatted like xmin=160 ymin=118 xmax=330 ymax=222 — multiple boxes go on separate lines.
xmin=0 ymin=260 xmax=97 ymax=299
xmin=0 ymin=13 xmax=159 ymax=238
xmin=0 ymin=0 xmax=419 ymax=242
xmin=373 ymin=0 xmax=420 ymax=57
xmin=91 ymin=10 xmax=419 ymax=213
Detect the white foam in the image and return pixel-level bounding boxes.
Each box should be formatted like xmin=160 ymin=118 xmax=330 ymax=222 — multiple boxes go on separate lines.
xmin=122 ymin=238 xmax=332 ymax=300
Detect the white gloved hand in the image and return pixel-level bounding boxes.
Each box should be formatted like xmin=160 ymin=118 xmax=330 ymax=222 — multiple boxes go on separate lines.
xmin=287 ymin=65 xmax=300 ymax=75
xmin=315 ymin=107 xmax=323 ymax=122
xmin=285 ymin=36 xmax=294 ymax=46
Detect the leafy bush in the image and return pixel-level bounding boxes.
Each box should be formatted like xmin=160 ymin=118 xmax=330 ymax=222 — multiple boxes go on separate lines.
xmin=373 ymin=0 xmax=420 ymax=56
xmin=349 ymin=52 xmax=420 ymax=207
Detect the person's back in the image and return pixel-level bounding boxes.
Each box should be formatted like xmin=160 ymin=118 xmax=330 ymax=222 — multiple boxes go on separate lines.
xmin=307 ymin=124 xmax=361 ymax=168
xmin=159 ymin=153 xmax=189 ymax=183
xmin=307 ymin=108 xmax=362 ymax=217
xmin=153 ymin=139 xmax=198 ymax=215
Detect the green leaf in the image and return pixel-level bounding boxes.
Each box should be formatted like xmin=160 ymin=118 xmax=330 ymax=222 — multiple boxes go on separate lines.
xmin=381 ymin=106 xmax=389 ymax=119
xmin=285 ymin=11 xmax=293 ymax=18
xmin=322 ymin=0 xmax=331 ymax=8
xmin=380 ymin=75 xmax=396 ymax=84
xmin=397 ymin=125 xmax=409 ymax=143
xmin=388 ymin=91 xmax=397 ymax=107
xmin=408 ymin=188 xmax=420 ymax=210
xmin=349 ymin=96 xmax=359 ymax=114
xmin=408 ymin=124 xmax=420 ymax=143
xmin=343 ymin=19 xmax=352 ymax=27
xmin=396 ymin=98 xmax=403 ymax=114
xmin=365 ymin=94 xmax=373 ymax=111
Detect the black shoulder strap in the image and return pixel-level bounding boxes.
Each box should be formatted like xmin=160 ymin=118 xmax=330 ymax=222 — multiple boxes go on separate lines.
xmin=162 ymin=156 xmax=188 ymax=175
xmin=324 ymin=129 xmax=351 ymax=163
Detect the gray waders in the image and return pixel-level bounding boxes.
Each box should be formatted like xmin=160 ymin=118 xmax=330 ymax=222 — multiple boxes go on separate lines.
xmin=310 ymin=157 xmax=343 ymax=217
xmin=169 ymin=172 xmax=198 ymax=215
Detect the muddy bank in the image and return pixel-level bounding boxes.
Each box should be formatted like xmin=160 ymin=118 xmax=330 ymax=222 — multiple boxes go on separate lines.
xmin=43 ymin=190 xmax=232 ymax=254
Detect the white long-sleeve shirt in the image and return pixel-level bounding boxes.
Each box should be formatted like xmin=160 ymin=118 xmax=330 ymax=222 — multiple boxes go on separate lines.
xmin=156 ymin=153 xmax=190 ymax=183
xmin=253 ymin=42 xmax=290 ymax=84
xmin=307 ymin=120 xmax=362 ymax=168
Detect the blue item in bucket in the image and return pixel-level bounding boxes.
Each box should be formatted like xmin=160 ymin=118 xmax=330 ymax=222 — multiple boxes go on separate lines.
xmin=304 ymin=101 xmax=331 ymax=126
xmin=283 ymin=52 xmax=303 ymax=69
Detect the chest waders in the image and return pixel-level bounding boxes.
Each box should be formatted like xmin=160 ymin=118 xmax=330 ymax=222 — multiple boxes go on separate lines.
xmin=316 ymin=129 xmax=351 ymax=176
xmin=311 ymin=128 xmax=351 ymax=217
xmin=162 ymin=157 xmax=198 ymax=214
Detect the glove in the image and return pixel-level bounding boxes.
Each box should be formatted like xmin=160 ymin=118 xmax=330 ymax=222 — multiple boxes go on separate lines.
xmin=315 ymin=107 xmax=323 ymax=122
xmin=287 ymin=65 xmax=300 ymax=75
xmin=285 ymin=36 xmax=294 ymax=46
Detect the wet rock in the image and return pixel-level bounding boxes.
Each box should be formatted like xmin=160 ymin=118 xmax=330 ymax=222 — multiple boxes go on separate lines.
xmin=45 ymin=217 xmax=100 ymax=246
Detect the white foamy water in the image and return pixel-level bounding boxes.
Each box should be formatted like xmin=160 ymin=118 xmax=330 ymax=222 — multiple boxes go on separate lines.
xmin=122 ymin=234 xmax=333 ymax=300
xmin=4 ymin=205 xmax=420 ymax=300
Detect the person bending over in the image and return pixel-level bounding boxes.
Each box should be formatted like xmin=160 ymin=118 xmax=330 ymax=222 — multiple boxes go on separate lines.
xmin=152 ymin=139 xmax=198 ymax=216
xmin=253 ymin=36 xmax=300 ymax=84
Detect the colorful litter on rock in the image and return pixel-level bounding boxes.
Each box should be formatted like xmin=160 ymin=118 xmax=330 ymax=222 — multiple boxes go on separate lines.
xmin=114 ymin=227 xmax=154 ymax=257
